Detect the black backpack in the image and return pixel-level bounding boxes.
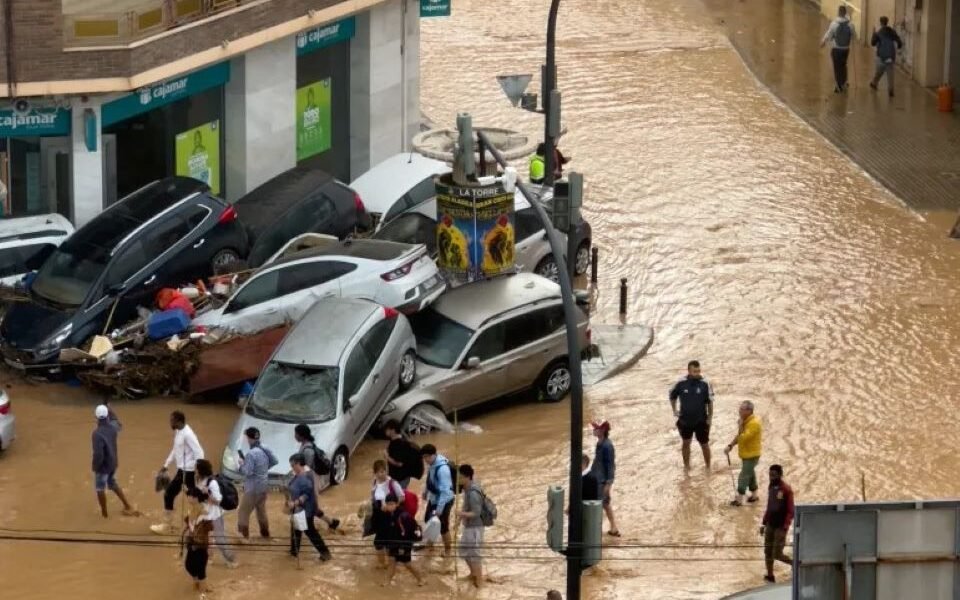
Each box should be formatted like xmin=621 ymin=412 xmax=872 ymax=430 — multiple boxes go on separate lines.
xmin=306 ymin=443 xmax=332 ymax=476
xmin=215 ymin=475 xmax=239 ymax=511
xmin=835 ymin=21 xmax=852 ymax=47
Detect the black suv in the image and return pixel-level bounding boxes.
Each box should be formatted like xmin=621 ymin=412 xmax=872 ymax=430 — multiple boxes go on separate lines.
xmin=1 ymin=177 xmax=248 ymax=368
xmin=235 ymin=167 xmax=371 ymax=267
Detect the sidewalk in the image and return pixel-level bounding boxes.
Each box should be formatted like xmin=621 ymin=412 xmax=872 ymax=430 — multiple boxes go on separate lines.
xmin=703 ymin=0 xmax=960 ymax=213
xmin=582 ymin=323 xmax=654 ymax=387
xmin=720 ymin=584 xmax=791 ymax=600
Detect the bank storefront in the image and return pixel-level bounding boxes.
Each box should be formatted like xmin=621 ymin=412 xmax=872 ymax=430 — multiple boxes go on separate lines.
xmin=0 ymin=108 xmax=72 ymax=219
xmin=101 ymin=61 xmax=230 ymax=205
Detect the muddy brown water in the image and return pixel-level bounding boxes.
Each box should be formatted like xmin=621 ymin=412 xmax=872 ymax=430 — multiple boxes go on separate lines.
xmin=5 ymin=0 xmax=960 ymax=598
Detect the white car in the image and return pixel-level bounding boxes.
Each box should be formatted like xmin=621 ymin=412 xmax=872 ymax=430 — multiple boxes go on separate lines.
xmin=0 ymin=214 xmax=74 ymax=286
xmin=350 ymin=153 xmax=449 ymax=231
xmin=194 ymin=237 xmax=445 ymax=335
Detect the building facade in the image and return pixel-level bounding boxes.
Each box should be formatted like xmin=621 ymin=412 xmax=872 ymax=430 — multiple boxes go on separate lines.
xmin=0 ymin=0 xmax=421 ymax=225
xmin=819 ymin=0 xmax=960 ymax=89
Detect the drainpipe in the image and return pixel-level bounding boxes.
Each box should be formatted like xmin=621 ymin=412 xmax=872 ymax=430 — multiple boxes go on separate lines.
xmin=3 ymin=0 xmax=16 ymax=98
xmin=399 ymin=0 xmax=408 ymax=152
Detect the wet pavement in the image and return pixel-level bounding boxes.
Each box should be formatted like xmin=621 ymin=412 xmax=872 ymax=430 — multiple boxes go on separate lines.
xmin=704 ymin=0 xmax=960 ymax=214
xmin=6 ymin=0 xmax=960 ymax=598
xmin=582 ymin=324 xmax=654 ymax=387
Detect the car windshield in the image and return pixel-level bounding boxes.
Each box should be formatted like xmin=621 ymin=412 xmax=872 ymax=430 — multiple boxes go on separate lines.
xmin=30 ymin=241 xmax=110 ymax=306
xmin=246 ymin=362 xmax=339 ymax=423
xmin=408 ymin=307 xmax=474 ymax=368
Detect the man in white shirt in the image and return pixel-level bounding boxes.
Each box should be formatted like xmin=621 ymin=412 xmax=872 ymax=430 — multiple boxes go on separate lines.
xmin=151 ymin=411 xmax=205 ymax=534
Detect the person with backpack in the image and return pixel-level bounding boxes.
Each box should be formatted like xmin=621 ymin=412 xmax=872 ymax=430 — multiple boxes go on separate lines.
xmin=420 ymin=444 xmax=455 ymax=556
xmin=457 ymin=464 xmax=493 ymax=589
xmin=192 ymin=458 xmax=238 ymax=569
xmin=237 ymin=427 xmax=278 ymax=539
xmin=869 ymin=16 xmax=903 ymax=97
xmin=294 ymin=424 xmax=341 ymax=532
xmin=286 ymin=452 xmax=333 ymax=562
xmin=371 ymin=459 xmax=407 ymax=567
xmin=383 ymin=420 xmax=424 ymax=489
xmin=152 ymin=411 xmax=204 ymax=535
xmin=820 ymin=5 xmax=856 ymax=93
xmin=380 ymin=492 xmax=426 ymax=587
xmin=91 ymin=404 xmax=138 ymax=518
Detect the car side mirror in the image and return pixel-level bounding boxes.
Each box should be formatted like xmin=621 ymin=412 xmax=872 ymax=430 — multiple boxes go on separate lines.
xmin=463 ymin=356 xmax=481 ymax=370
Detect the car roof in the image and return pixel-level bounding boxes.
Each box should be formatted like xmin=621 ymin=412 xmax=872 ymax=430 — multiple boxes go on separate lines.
xmin=274 ymin=297 xmax=380 ymax=366
xmin=273 ymin=238 xmax=413 ymax=266
xmin=0 ymin=214 xmax=74 ymax=240
xmin=432 ymin=273 xmax=561 ymax=330
xmin=234 ymin=166 xmax=336 ymax=235
xmin=350 ymin=153 xmax=449 ymax=214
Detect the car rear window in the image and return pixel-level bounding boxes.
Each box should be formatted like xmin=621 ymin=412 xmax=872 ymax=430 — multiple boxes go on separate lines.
xmin=374 ymin=214 xmax=437 ymax=255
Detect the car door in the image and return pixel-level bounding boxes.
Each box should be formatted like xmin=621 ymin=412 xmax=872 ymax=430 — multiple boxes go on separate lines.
xmin=359 ymin=316 xmax=400 ymax=401
xmin=216 ymin=269 xmax=281 ymax=331
xmin=274 ymin=260 xmax=355 ymax=319
xmin=514 ymin=208 xmax=547 ymax=272
xmin=446 ymin=320 xmax=512 ymax=410
xmin=503 ymin=304 xmax=566 ymax=387
xmin=340 ymin=333 xmax=377 ymax=443
xmin=160 ymin=204 xmax=213 ymax=282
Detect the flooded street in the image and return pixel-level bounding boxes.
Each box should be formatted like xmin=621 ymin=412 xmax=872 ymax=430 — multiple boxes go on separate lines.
xmin=5 ymin=0 xmax=960 ymax=598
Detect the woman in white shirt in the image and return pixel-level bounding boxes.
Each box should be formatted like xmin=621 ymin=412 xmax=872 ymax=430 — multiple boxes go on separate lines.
xmin=195 ymin=459 xmax=238 ymax=569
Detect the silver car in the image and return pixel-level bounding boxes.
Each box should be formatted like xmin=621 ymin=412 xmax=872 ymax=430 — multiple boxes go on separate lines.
xmin=220 ymin=297 xmax=416 ymax=485
xmin=0 ymin=389 xmax=15 ymax=451
xmin=378 ymin=273 xmax=590 ymax=436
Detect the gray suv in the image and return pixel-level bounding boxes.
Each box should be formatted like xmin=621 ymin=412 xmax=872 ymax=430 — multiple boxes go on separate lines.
xmin=378 ymin=273 xmax=590 ymax=436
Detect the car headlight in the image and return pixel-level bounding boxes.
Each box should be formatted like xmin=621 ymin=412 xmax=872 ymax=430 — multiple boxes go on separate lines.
xmin=221 ymin=446 xmax=239 ymax=472
xmin=37 ymin=324 xmax=73 ymax=355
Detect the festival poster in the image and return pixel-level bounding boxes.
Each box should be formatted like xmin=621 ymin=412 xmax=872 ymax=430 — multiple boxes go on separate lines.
xmin=436 ymin=177 xmax=515 ymax=283
xmin=296 ymin=78 xmax=332 ymax=161
xmin=175 ymin=120 xmax=220 ymax=195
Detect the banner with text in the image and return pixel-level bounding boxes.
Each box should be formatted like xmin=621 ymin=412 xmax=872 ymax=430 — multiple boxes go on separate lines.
xmin=296 ymin=79 xmax=332 ymax=161
xmin=175 ymin=120 xmax=221 ymax=195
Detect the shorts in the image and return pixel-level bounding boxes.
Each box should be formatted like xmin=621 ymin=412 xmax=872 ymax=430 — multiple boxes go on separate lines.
xmin=388 ymin=542 xmax=413 ymax=564
xmin=94 ymin=471 xmax=118 ymax=492
xmin=677 ymin=420 xmax=710 ymax=444
xmin=602 ymin=484 xmax=612 ymax=507
xmin=460 ymin=526 xmax=484 ymax=563
xmin=426 ymin=501 xmax=453 ymax=535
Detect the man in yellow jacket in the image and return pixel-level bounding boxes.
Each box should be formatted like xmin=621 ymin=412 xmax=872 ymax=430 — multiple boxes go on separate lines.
xmin=724 ymin=400 xmax=761 ymax=506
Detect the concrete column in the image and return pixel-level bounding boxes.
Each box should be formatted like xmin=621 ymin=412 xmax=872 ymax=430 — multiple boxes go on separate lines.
xmin=70 ymin=98 xmax=103 ymax=227
xmin=350 ymin=0 xmax=421 ymax=180
xmin=224 ymin=37 xmax=297 ymax=202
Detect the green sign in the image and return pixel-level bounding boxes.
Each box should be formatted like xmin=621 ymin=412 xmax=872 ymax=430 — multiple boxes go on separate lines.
xmin=102 ymin=62 xmax=230 ymax=127
xmin=420 ymin=0 xmax=451 ymax=17
xmin=296 ymin=79 xmax=332 ymax=161
xmin=175 ymin=120 xmax=221 ymax=195
xmin=296 ymin=17 xmax=356 ymax=56
xmin=0 ymin=108 xmax=71 ymax=137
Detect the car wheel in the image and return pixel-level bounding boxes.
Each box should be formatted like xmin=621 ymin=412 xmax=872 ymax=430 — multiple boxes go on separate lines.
xmin=535 ymin=255 xmax=560 ymax=283
xmin=540 ymin=360 xmax=572 ymax=402
xmin=211 ymin=248 xmax=241 ymax=271
xmin=402 ymin=403 xmax=449 ymax=436
xmin=331 ymin=448 xmax=349 ymax=485
xmin=398 ymin=350 xmax=416 ymax=392
xmin=575 ymin=242 xmax=591 ymax=275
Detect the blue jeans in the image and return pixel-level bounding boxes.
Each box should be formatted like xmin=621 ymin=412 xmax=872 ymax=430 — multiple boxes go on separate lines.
xmin=94 ymin=471 xmax=117 ymax=492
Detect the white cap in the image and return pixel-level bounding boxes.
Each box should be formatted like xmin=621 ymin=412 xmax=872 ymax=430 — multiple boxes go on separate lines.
xmin=95 ymin=405 xmax=110 ymax=420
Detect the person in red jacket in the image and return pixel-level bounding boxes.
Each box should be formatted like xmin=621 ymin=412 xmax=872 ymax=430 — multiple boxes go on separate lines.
xmin=760 ymin=464 xmax=794 ymax=583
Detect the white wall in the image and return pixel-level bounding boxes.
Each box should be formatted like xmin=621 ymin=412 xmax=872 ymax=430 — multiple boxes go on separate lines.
xmin=350 ymin=0 xmax=421 ymax=180
xmin=224 ymin=37 xmax=297 ymax=202
xmin=70 ymin=97 xmax=103 ymax=227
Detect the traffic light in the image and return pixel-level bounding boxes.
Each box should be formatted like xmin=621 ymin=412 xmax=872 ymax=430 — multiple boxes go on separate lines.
xmin=547 ymin=486 xmax=565 ymax=553
xmin=551 ymin=172 xmax=583 ymax=234
xmin=581 ymin=500 xmax=603 ymax=568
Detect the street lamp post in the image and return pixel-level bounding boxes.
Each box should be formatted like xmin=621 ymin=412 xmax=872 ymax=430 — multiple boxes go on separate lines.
xmin=543 ymin=0 xmax=561 ymax=189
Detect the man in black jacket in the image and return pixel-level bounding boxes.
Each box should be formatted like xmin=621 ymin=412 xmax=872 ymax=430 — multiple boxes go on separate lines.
xmin=869 ymin=17 xmax=903 ymax=97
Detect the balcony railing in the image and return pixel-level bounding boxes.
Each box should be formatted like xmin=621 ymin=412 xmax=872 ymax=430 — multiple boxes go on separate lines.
xmin=63 ymin=0 xmax=254 ymax=47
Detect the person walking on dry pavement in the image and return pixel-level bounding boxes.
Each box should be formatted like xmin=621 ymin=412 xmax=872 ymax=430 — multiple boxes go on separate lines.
xmin=237 ymin=427 xmax=278 ymax=539
xmin=669 ymin=360 xmax=714 ymax=469
xmin=820 ymin=5 xmax=856 ymax=93
xmin=152 ymin=410 xmax=204 ymax=534
xmin=761 ymin=464 xmax=794 ymax=583
xmin=420 ymin=443 xmax=455 ymax=556
xmin=457 ymin=464 xmax=486 ymax=588
xmin=193 ymin=458 xmax=238 ymax=569
xmin=724 ymin=401 xmax=763 ymax=506
xmin=287 ymin=452 xmax=333 ymax=562
xmin=869 ymin=17 xmax=903 ymax=97
xmin=91 ymin=404 xmax=137 ymax=518
xmin=590 ymin=421 xmax=620 ymax=537
xmin=384 ymin=419 xmax=423 ymax=489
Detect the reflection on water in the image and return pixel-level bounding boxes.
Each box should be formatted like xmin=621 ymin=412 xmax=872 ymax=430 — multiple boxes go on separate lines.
xmin=4 ymin=0 xmax=960 ymax=598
